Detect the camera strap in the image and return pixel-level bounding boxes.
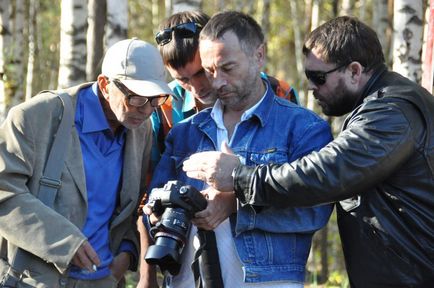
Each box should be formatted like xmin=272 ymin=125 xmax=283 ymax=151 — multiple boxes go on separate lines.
xmin=192 ymin=229 xmax=224 ymax=288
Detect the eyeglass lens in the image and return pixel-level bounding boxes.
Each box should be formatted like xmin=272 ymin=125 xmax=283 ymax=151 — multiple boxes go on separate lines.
xmin=155 ymin=22 xmax=200 ymax=46
xmin=305 ymin=64 xmax=347 ymax=86
xmin=112 ymin=79 xmax=169 ymax=107
xmin=128 ymin=95 xmax=168 ymax=107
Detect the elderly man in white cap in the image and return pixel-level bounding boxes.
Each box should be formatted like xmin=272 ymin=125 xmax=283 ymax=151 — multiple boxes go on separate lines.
xmin=0 ymin=38 xmax=173 ymax=288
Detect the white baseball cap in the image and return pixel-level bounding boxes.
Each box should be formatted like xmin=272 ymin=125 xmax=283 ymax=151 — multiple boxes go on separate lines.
xmin=101 ymin=38 xmax=174 ymax=97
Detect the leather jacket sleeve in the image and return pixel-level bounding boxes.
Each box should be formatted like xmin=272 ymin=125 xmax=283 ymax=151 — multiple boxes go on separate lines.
xmin=234 ymin=97 xmax=421 ymax=208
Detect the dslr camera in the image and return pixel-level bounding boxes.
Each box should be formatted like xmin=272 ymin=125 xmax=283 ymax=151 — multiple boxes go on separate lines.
xmin=145 ymin=180 xmax=207 ymax=275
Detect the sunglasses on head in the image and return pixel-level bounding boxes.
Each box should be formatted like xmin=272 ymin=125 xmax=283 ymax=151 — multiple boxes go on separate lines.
xmin=155 ymin=22 xmax=202 ymax=46
xmin=111 ymin=79 xmax=169 ymax=108
xmin=305 ymin=63 xmax=348 ymax=86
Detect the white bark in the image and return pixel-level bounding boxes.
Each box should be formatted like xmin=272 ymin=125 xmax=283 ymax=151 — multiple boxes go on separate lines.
xmin=290 ymin=0 xmax=303 ymax=76
xmin=307 ymin=0 xmax=320 ymax=111
xmin=165 ymin=0 xmax=172 ymax=17
xmin=106 ymin=0 xmax=127 ymax=48
xmin=152 ymin=0 xmax=159 ymax=29
xmin=392 ymin=0 xmax=424 ymax=83
xmin=25 ymin=0 xmax=37 ymax=101
xmin=172 ymin=0 xmax=202 ymax=14
xmin=358 ymin=0 xmax=367 ymax=21
xmin=10 ymin=0 xmax=25 ymax=106
xmin=261 ymin=0 xmax=270 ymax=40
xmin=340 ymin=0 xmax=352 ymax=16
xmin=373 ymin=0 xmax=390 ymax=55
xmin=0 ymin=0 xmax=10 ymax=121
xmin=421 ymin=0 xmax=433 ymax=92
xmin=58 ymin=0 xmax=87 ymax=88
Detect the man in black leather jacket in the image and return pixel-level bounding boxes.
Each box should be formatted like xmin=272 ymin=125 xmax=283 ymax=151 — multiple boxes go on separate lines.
xmin=183 ymin=16 xmax=434 ymax=287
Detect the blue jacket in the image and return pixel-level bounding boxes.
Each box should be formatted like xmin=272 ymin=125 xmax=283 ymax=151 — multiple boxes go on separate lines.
xmin=149 ymin=81 xmax=333 ymax=283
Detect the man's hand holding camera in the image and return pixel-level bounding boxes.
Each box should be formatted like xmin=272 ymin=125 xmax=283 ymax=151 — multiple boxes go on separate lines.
xmin=192 ymin=187 xmax=236 ymax=230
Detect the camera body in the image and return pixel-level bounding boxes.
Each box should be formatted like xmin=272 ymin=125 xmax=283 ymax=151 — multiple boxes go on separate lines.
xmin=145 ymin=181 xmax=207 ymax=275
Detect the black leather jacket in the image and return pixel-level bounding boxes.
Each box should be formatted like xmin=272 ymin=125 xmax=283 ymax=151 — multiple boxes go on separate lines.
xmin=233 ymin=68 xmax=434 ymax=287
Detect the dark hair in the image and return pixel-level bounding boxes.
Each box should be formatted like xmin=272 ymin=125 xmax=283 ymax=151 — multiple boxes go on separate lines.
xmin=158 ymin=11 xmax=210 ymax=69
xmin=199 ymin=11 xmax=264 ymax=55
xmin=303 ymin=16 xmax=385 ymax=72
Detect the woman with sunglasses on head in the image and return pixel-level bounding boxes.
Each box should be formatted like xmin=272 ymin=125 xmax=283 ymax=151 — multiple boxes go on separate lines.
xmin=183 ymin=16 xmax=434 ymax=288
xmin=137 ymin=10 xmax=299 ymax=288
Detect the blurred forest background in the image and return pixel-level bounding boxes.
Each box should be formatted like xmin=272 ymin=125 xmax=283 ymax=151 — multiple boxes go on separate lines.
xmin=1 ymin=0 xmax=433 ymax=287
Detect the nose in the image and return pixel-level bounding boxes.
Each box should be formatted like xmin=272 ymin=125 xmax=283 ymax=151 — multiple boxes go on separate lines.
xmin=137 ymin=102 xmax=154 ymax=116
xmin=210 ymin=71 xmax=227 ymax=91
xmin=307 ymin=79 xmax=318 ymax=90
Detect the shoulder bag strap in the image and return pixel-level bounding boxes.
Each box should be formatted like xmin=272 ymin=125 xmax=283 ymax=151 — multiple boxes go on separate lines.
xmin=1 ymin=93 xmax=74 ymax=286
xmin=38 ymin=93 xmax=74 ymax=207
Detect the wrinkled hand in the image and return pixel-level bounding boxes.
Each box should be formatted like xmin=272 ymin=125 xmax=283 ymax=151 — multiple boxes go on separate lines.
xmin=109 ymin=252 xmax=130 ymax=282
xmin=192 ymin=187 xmax=237 ymax=230
xmin=71 ymin=241 xmax=100 ymax=272
xmin=183 ymin=142 xmax=240 ymax=192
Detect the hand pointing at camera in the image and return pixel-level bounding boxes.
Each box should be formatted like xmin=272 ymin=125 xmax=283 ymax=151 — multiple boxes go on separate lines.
xmin=183 ymin=142 xmax=240 ymax=192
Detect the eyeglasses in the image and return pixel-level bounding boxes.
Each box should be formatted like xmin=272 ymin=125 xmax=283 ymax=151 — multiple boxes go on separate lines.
xmin=155 ymin=22 xmax=202 ymax=46
xmin=305 ymin=63 xmax=348 ymax=86
xmin=111 ymin=79 xmax=169 ymax=108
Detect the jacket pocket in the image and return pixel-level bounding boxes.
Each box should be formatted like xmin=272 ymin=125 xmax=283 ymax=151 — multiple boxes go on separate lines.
xmin=247 ymin=148 xmax=288 ymax=166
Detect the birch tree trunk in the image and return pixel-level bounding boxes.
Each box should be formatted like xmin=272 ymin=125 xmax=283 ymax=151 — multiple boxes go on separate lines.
xmin=152 ymin=0 xmax=159 ymax=29
xmin=86 ymin=0 xmax=106 ymax=81
xmin=340 ymin=0 xmax=352 ymax=16
xmin=306 ymin=0 xmax=320 ymax=111
xmin=106 ymin=0 xmax=127 ymax=48
xmin=0 ymin=0 xmax=11 ymax=121
xmin=289 ymin=0 xmax=307 ymax=107
xmin=165 ymin=0 xmax=172 ymax=17
xmin=25 ymin=0 xmax=37 ymax=101
xmin=172 ymin=0 xmax=202 ymax=14
xmin=9 ymin=0 xmax=25 ymax=106
xmin=392 ymin=0 xmax=424 ymax=83
xmin=373 ymin=0 xmax=390 ymax=57
xmin=261 ymin=0 xmax=270 ymax=44
xmin=58 ymin=0 xmax=87 ymax=88
xmin=217 ymin=0 xmax=225 ymax=11
xmin=358 ymin=0 xmax=367 ymax=21
xmin=421 ymin=0 xmax=433 ymax=92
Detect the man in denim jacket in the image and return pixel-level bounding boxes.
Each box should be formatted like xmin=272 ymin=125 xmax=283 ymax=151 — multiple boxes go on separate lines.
xmin=145 ymin=11 xmax=333 ymax=287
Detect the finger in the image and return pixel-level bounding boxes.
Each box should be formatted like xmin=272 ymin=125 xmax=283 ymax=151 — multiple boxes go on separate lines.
xmin=185 ymin=171 xmax=207 ymax=181
xmin=183 ymin=152 xmax=217 ymax=172
xmin=149 ymin=213 xmax=160 ymax=225
xmin=221 ymin=141 xmax=235 ymax=155
xmin=143 ymin=204 xmax=153 ymax=215
xmin=75 ymin=248 xmax=93 ymax=271
xmin=183 ymin=153 xmax=208 ymax=168
xmin=82 ymin=242 xmax=100 ymax=269
xmin=71 ymin=253 xmax=86 ymax=268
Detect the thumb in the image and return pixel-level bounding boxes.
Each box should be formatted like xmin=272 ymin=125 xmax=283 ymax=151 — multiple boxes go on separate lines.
xmin=221 ymin=141 xmax=234 ymax=155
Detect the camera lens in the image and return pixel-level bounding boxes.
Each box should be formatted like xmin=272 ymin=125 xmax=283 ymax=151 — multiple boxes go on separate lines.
xmin=145 ymin=234 xmax=183 ymax=275
xmin=145 ymin=207 xmax=190 ymax=275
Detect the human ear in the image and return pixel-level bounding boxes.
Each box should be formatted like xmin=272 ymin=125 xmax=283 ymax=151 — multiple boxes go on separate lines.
xmin=97 ymin=75 xmax=110 ymax=99
xmin=348 ymin=62 xmax=363 ymax=83
xmin=255 ymin=43 xmax=266 ymax=67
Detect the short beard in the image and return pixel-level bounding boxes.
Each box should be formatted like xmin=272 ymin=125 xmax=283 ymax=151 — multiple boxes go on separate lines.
xmin=322 ymin=79 xmax=360 ymax=116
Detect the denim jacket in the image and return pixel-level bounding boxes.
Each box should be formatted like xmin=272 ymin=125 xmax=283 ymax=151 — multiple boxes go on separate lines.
xmin=149 ymin=81 xmax=333 ymax=283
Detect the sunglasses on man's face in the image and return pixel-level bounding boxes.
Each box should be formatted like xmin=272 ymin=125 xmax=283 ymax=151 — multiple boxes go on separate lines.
xmin=111 ymin=79 xmax=169 ymax=108
xmin=155 ymin=22 xmax=202 ymax=46
xmin=305 ymin=63 xmax=348 ymax=86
